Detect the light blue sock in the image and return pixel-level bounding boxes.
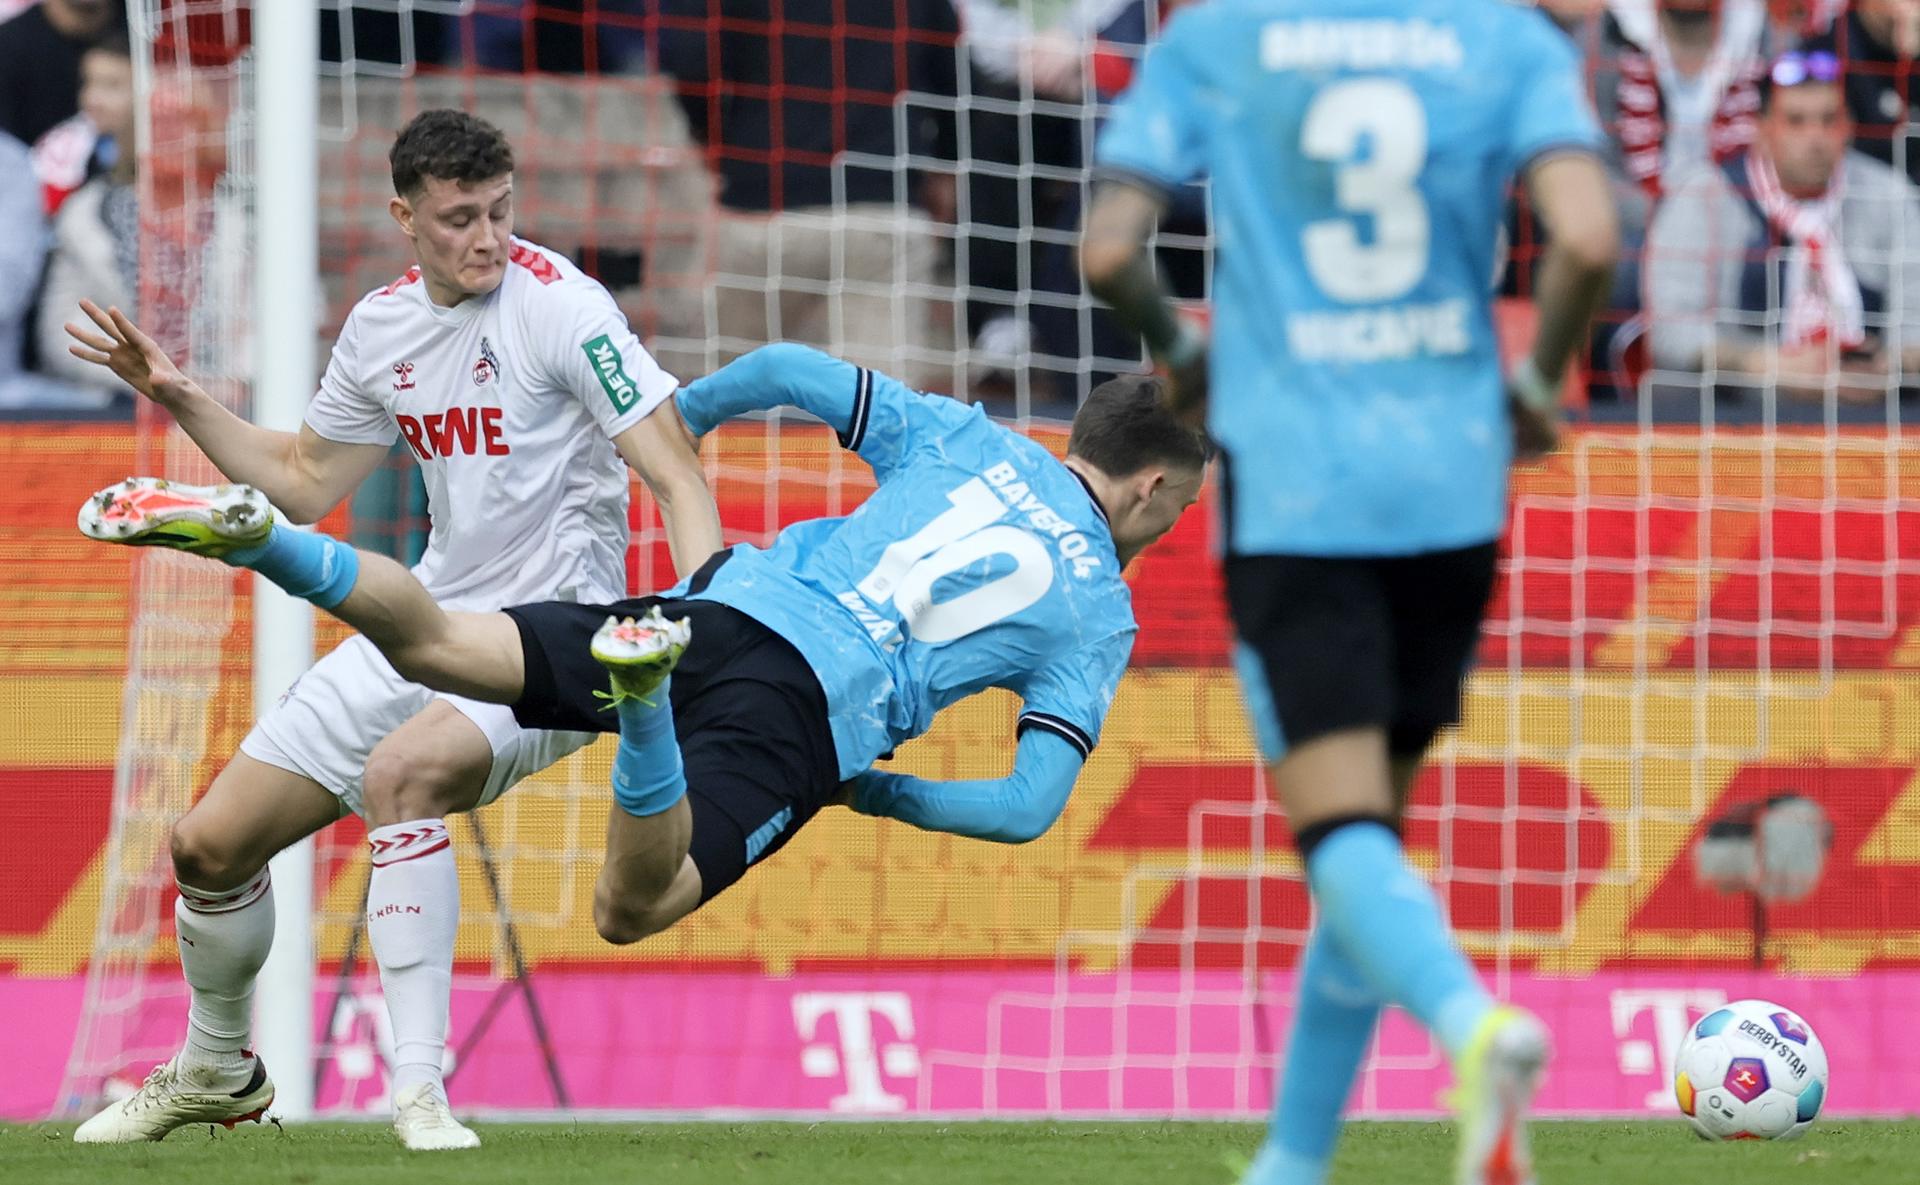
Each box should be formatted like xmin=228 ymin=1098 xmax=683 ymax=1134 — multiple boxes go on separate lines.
xmin=1305 ymin=821 xmax=1494 ymax=1060
xmin=224 ymin=526 xmax=359 ymax=610
xmin=610 ymin=680 xmax=686 ymax=817
xmin=1254 ymin=926 xmax=1382 ymax=1185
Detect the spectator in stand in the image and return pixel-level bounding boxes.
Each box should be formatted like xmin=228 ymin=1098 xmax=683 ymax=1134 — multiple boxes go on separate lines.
xmin=653 ymin=0 xmax=960 ymax=386
xmin=33 ymin=5 xmax=130 ymax=216
xmin=1016 ymin=0 xmax=1211 ymax=404
xmin=1574 ymin=0 xmax=1771 ymax=389
xmin=950 ymin=0 xmax=1127 ymax=398
xmin=1595 ymin=0 xmax=1771 ymax=207
xmin=1646 ymin=51 xmax=1920 ymax=401
xmin=1769 ymin=0 xmax=1846 ymax=42
xmin=1803 ymin=0 xmax=1920 ymax=184
xmin=37 ymin=29 xmax=135 ymax=400
xmin=0 ymin=129 xmax=100 ymax=409
xmin=0 ymin=0 xmax=118 ymax=148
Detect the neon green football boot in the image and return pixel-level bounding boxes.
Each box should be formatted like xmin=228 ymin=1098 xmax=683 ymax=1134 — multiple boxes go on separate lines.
xmin=590 ymin=606 xmax=693 ymax=709
xmin=77 ymin=477 xmax=272 ymax=558
xmin=1451 ymin=1006 xmax=1550 ymax=1185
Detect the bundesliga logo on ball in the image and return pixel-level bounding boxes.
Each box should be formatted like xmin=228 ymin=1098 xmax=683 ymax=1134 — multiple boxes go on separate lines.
xmin=1674 ymin=999 xmax=1830 ymax=1141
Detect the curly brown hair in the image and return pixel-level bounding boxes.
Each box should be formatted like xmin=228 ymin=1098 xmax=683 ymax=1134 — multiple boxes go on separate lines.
xmin=389 ymin=109 xmax=514 ymax=199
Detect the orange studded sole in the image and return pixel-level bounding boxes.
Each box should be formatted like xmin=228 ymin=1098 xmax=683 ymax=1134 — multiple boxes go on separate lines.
xmin=219 ymin=1092 xmax=274 ymax=1130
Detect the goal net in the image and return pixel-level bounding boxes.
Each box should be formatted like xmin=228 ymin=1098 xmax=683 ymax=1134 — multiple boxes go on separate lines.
xmin=52 ymin=1 xmax=1920 ymax=1121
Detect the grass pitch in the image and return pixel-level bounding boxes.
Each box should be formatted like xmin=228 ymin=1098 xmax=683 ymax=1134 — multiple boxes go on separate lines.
xmin=4 ymin=1119 xmax=1917 ymax=1184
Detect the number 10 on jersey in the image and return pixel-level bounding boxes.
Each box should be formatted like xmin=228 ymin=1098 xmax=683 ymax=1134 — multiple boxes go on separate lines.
xmin=855 ymin=479 xmax=1054 ymax=645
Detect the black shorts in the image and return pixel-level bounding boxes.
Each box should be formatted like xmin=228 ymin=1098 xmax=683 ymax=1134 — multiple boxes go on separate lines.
xmin=1225 ymin=544 xmax=1498 ymax=761
xmin=503 ymin=581 xmax=840 ymax=904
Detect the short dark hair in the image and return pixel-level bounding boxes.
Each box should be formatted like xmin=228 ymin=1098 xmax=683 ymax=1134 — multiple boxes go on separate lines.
xmin=389 ymin=109 xmax=514 ymax=199
xmin=1066 ymin=374 xmax=1210 ymax=477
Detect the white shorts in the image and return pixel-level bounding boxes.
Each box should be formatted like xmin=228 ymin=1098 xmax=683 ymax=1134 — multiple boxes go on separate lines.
xmin=239 ymin=634 xmax=594 ymax=817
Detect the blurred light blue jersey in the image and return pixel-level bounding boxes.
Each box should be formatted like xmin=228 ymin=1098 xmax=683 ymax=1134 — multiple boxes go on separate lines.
xmin=673 ymin=344 xmax=1137 ymax=781
xmin=1095 ymin=0 xmax=1602 ymax=555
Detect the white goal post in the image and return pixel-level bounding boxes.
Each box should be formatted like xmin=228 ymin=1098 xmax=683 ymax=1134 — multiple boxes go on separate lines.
xmin=250 ymin=0 xmax=319 ymax=1122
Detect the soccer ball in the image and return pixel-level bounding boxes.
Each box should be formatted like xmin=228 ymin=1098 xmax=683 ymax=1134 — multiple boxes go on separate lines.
xmin=1674 ymin=998 xmax=1829 ymax=1141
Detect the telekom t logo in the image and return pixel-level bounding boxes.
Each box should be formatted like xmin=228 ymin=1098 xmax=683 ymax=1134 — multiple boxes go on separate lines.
xmin=792 ymin=992 xmax=922 ymax=1112
xmin=324 ymin=989 xmax=457 ymax=1113
xmin=1610 ymin=989 xmax=1728 ymax=1108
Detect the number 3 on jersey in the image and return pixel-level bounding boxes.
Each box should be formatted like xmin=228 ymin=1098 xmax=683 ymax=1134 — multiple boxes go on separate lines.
xmin=1300 ymin=78 xmax=1430 ymax=303
xmin=857 ymin=478 xmax=1054 ymax=644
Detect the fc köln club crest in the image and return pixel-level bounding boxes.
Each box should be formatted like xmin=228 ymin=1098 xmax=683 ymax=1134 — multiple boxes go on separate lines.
xmin=473 ymin=337 xmax=500 ymax=387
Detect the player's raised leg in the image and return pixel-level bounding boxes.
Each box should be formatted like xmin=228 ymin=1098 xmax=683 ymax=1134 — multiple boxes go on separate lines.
xmin=78 ymin=478 xmax=526 ymax=705
xmin=586 ymin=610 xmax=698 ymax=944
xmin=73 ymin=755 xmax=340 ymax=1142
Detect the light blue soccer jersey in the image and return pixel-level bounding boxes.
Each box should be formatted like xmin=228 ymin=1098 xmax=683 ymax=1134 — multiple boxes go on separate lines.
xmin=673 ymin=344 xmax=1137 ymax=781
xmin=1096 ymin=0 xmax=1602 ymax=555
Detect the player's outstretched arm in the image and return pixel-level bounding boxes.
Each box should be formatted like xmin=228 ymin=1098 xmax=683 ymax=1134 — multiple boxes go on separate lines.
xmin=677 ymin=343 xmax=962 ymax=482
xmin=1511 ymin=153 xmax=1619 ymax=459
xmin=610 ymin=396 xmax=723 ymax=576
xmin=64 ymin=300 xmax=389 ymax=523
xmin=677 ymin=343 xmax=866 ymax=442
xmin=846 ymin=729 xmax=1085 ymax=844
xmin=79 ymin=479 xmax=527 ymax=704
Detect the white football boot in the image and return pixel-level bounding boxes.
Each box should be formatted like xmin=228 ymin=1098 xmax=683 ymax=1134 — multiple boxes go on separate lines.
xmin=392 ymin=1081 xmax=481 ymax=1151
xmin=72 ymin=1054 xmax=273 ymax=1143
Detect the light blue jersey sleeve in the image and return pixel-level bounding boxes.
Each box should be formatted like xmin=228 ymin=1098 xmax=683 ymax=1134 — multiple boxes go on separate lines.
xmin=1504 ymin=10 xmax=1604 ymax=176
xmin=1091 ymin=10 xmax=1208 ymax=195
xmin=1014 ymin=629 xmax=1134 ymax=759
xmin=848 ymin=730 xmax=1085 ymax=844
xmin=676 ymin=343 xmax=975 ymax=482
xmin=844 ymin=629 xmax=1132 ymax=843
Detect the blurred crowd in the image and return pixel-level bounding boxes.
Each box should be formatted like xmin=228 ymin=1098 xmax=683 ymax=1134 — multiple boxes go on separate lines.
xmin=1561 ymin=0 xmax=1920 ymax=418
xmin=3 ymin=0 xmax=1919 ymax=419
xmin=1 ymin=0 xmax=130 ymax=410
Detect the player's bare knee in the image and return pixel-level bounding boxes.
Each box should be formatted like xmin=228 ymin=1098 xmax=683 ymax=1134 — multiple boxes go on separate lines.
xmin=592 ymin=873 xmax=679 ymax=945
xmin=592 ymin=892 xmax=661 ymax=946
xmin=591 ymin=904 xmax=642 ymax=945
xmin=361 ymin=744 xmax=479 ymax=828
xmin=170 ymin=817 xmax=266 ymax=892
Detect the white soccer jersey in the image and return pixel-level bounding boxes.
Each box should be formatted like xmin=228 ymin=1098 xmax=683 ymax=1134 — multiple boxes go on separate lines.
xmin=304 ymin=236 xmax=676 ymax=611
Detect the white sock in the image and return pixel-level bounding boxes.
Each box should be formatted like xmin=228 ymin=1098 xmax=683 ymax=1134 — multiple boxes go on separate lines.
xmin=175 ymin=870 xmax=274 ymax=1087
xmin=366 ymin=818 xmax=459 ymax=1099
